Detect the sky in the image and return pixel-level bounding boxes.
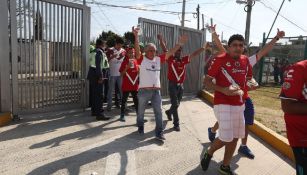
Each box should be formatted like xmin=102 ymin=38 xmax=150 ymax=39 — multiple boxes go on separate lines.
xmin=77 ymin=0 xmax=307 ymax=46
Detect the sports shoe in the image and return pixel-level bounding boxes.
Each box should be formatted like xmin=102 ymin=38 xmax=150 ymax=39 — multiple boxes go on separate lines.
xmin=208 ymin=127 xmax=216 ymax=142
xmin=173 ymin=126 xmax=180 ymax=132
xmin=156 ymin=132 xmax=166 ymax=141
xmin=96 ymin=114 xmax=110 ymax=121
xmin=138 ymin=126 xmax=144 ymax=134
xmin=238 ymin=145 xmax=255 ymax=159
xmin=218 ymin=165 xmax=234 ymax=175
xmin=119 ymin=114 xmax=126 ymax=122
xmin=165 ymin=110 xmax=172 ymax=121
xmin=201 ymin=150 xmax=212 ymax=171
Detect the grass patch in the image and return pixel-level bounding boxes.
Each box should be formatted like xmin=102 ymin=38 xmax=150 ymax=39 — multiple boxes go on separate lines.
xmin=249 ymin=86 xmax=287 ymax=138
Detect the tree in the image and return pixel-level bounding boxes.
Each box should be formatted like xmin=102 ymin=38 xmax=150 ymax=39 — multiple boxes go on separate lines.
xmin=124 ymin=31 xmax=135 ymax=46
xmin=98 ymin=30 xmax=122 ymax=47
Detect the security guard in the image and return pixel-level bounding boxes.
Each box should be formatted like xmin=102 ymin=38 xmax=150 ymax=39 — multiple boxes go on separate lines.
xmin=87 ymin=39 xmax=110 ymax=120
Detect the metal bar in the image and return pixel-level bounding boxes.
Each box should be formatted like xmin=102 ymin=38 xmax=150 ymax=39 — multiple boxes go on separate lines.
xmin=23 ymin=0 xmax=28 ymax=109
xmin=10 ymin=0 xmax=20 ymax=115
xmin=18 ymin=0 xmax=22 ymax=109
xmin=0 ymin=0 xmax=12 ymax=112
xmin=45 ymin=1 xmax=49 ymax=107
xmin=28 ymin=0 xmax=33 ymax=109
xmin=60 ymin=5 xmax=64 ymax=104
xmin=52 ymin=3 xmax=56 ymax=106
xmin=48 ymin=2 xmax=52 ymax=107
xmin=67 ymin=7 xmax=72 ymax=103
xmin=41 ymin=0 xmax=45 ymax=109
xmin=72 ymin=8 xmax=76 ymax=103
xmin=63 ymin=6 xmax=67 ymax=104
xmin=32 ymin=0 xmax=37 ymax=109
xmin=56 ymin=4 xmax=60 ymax=105
xmin=77 ymin=9 xmax=81 ymax=103
xmin=37 ymin=0 xmax=41 ymax=108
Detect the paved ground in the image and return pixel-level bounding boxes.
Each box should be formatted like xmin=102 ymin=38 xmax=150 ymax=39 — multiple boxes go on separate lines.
xmin=0 ymin=96 xmax=295 ymax=175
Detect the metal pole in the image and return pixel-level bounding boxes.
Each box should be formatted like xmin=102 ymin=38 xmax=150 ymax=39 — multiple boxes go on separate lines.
xmin=258 ymin=32 xmax=266 ymax=85
xmin=245 ymin=0 xmax=253 ymax=52
xmin=264 ymin=0 xmax=286 ymax=44
xmin=202 ymin=14 xmax=204 ymax=31
xmin=304 ymin=38 xmax=307 ymax=60
xmin=197 ymin=4 xmax=200 ymax=30
xmin=181 ymin=0 xmax=186 ymax=27
xmin=83 ymin=0 xmax=86 ymax=5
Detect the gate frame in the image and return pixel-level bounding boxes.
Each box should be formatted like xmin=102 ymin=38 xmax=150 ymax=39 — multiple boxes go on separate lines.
xmin=6 ymin=0 xmax=90 ymax=116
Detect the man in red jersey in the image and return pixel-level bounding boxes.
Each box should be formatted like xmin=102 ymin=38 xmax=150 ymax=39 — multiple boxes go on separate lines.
xmin=201 ymin=34 xmax=252 ymax=175
xmin=280 ymin=60 xmax=307 ymax=175
xmin=157 ymin=34 xmax=208 ymax=131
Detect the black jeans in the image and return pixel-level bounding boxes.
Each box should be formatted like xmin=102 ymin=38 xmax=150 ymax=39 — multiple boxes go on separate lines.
xmin=168 ymin=81 xmax=183 ymax=127
xmin=292 ymin=147 xmax=307 ymax=175
xmin=90 ymin=77 xmax=104 ymax=115
xmin=121 ymin=91 xmax=138 ymax=116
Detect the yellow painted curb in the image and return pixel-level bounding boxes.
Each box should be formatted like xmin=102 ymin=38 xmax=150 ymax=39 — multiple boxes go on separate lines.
xmin=199 ymin=90 xmax=295 ymax=162
xmin=0 ymin=112 xmax=12 ymax=127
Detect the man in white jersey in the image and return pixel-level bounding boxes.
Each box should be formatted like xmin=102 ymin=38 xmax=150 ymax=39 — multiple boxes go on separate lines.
xmin=106 ymin=37 xmax=126 ymax=111
xmin=133 ymin=27 xmax=188 ymax=141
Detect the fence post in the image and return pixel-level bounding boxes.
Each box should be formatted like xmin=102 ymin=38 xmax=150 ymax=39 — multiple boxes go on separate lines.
xmin=0 ymin=0 xmax=11 ymax=112
xmin=304 ymin=37 xmax=307 ymax=60
xmin=258 ymin=32 xmax=266 ymax=85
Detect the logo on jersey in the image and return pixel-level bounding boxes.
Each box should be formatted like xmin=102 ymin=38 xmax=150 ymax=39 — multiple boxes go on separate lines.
xmin=282 ymin=82 xmax=291 ymax=90
xmin=226 ymin=62 xmax=231 ymax=67
xmin=235 ymin=61 xmax=240 ymax=67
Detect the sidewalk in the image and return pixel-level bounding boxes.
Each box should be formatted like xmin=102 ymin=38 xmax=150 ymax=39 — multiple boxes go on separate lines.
xmin=0 ymin=96 xmax=294 ymax=175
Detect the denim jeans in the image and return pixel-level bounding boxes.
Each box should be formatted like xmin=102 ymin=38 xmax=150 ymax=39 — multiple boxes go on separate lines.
xmin=107 ymin=76 xmax=122 ymax=108
xmin=137 ymin=88 xmax=163 ymax=136
xmin=168 ymin=81 xmax=183 ymax=127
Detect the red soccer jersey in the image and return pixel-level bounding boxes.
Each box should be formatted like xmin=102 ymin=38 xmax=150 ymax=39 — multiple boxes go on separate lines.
xmin=207 ymin=53 xmax=252 ymax=106
xmin=167 ymin=56 xmax=190 ymax=83
xmin=280 ymin=60 xmax=307 ymax=147
xmin=119 ymin=58 xmax=139 ymax=92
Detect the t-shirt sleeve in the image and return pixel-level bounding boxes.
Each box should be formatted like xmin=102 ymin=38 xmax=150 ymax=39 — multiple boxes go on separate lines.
xmin=159 ymin=54 xmax=167 ymax=63
xmin=247 ymin=62 xmax=253 ymax=79
xmin=119 ymin=59 xmax=128 ymax=73
xmin=137 ymin=55 xmax=144 ymax=65
xmin=280 ymin=65 xmax=304 ymax=101
xmin=207 ymin=57 xmax=221 ymax=78
xmin=248 ymin=54 xmax=257 ymax=67
xmin=182 ymin=55 xmax=191 ymax=65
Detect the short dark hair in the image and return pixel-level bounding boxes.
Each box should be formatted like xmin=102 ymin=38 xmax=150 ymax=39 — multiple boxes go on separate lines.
xmin=96 ymin=39 xmax=104 ymax=47
xmin=115 ymin=37 xmax=124 ymax=45
xmin=228 ymin=34 xmax=245 ymax=46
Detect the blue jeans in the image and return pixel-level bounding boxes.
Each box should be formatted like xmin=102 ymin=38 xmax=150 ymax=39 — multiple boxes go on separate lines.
xmin=107 ymin=76 xmax=122 ymax=108
xmin=137 ymin=89 xmax=163 ymax=136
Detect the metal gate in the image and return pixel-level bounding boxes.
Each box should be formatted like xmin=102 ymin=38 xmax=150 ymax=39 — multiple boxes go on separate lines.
xmin=8 ymin=0 xmax=90 ymax=115
xmin=138 ymin=18 xmax=206 ymax=96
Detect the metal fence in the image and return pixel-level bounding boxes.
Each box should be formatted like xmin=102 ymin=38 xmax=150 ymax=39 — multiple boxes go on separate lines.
xmin=256 ymin=36 xmax=307 ymax=85
xmin=138 ymin=18 xmax=206 ymax=96
xmin=2 ymin=0 xmax=90 ymax=115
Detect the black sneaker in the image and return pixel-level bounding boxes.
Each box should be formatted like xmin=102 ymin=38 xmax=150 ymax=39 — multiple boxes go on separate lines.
xmin=218 ymin=165 xmax=234 ymax=175
xmin=201 ymin=150 xmax=212 ymax=171
xmin=138 ymin=126 xmax=144 ymax=134
xmin=238 ymin=145 xmax=255 ymax=159
xmin=165 ymin=110 xmax=172 ymax=121
xmin=208 ymin=127 xmax=216 ymax=142
xmin=96 ymin=114 xmax=110 ymax=121
xmin=156 ymin=133 xmax=166 ymax=141
xmin=173 ymin=126 xmax=180 ymax=132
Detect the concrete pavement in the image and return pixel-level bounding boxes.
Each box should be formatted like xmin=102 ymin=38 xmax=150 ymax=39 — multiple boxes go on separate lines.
xmin=0 ymin=96 xmax=294 ymax=175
